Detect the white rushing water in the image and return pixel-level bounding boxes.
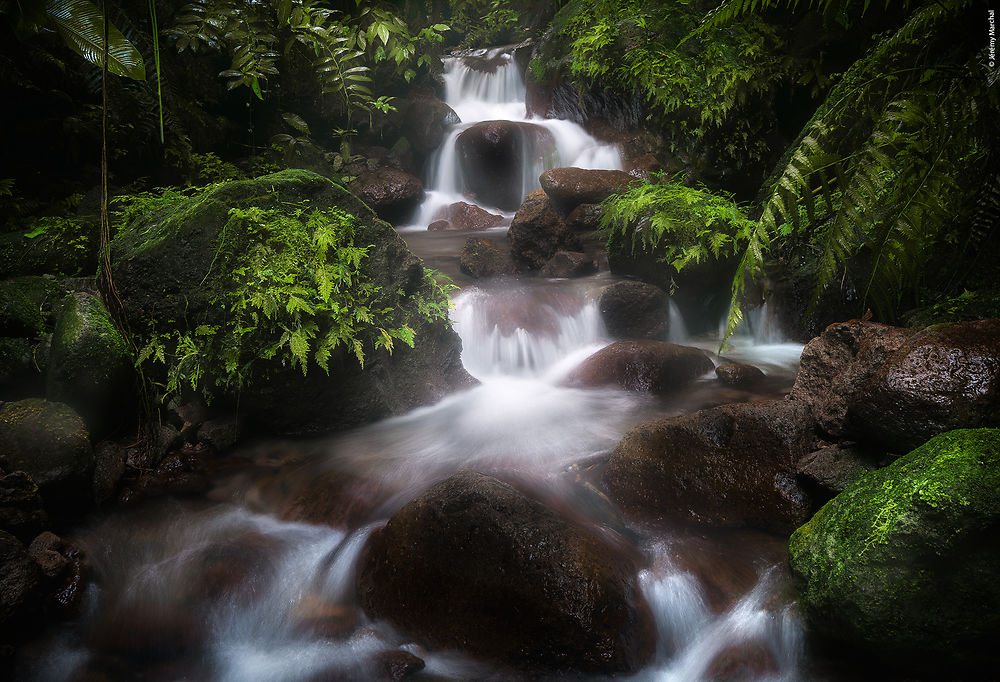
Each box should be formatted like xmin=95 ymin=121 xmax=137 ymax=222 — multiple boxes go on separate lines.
xmin=405 ymin=47 xmax=623 ymax=229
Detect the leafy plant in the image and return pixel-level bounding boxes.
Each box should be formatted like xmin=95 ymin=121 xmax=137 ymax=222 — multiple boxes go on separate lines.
xmin=720 ymin=0 xmax=998 ymax=338
xmin=130 ymin=197 xmax=453 ymax=400
xmin=601 ymin=179 xmax=754 ymax=279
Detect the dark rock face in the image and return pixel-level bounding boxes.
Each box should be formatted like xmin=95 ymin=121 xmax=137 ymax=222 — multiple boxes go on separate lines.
xmin=796 ymin=444 xmax=881 ymax=499
xmin=566 ymin=202 xmax=602 ymax=232
xmin=604 ymin=401 xmax=815 ymax=531
xmin=0 ymin=471 xmax=47 ymax=543
xmin=356 ymin=471 xmax=655 ymax=674
xmin=349 ymin=167 xmax=425 ymax=224
xmin=715 ymin=363 xmax=766 ymax=387
xmin=507 ymin=190 xmax=582 ymax=270
xmin=539 ymin=250 xmax=597 ymax=278
xmin=849 ymin=320 xmax=1000 ymax=453
xmin=566 ymin=340 xmax=714 ymax=394
xmin=0 ymin=530 xmax=41 ymax=638
xmin=598 ymin=281 xmax=670 ymax=340
xmin=789 ymin=321 xmax=916 ymax=440
xmin=111 ymin=170 xmax=475 ymax=437
xmin=456 ymin=121 xmax=555 ymax=210
xmin=539 ymin=167 xmax=636 ymax=215
xmin=428 ymin=201 xmax=505 ymax=231
xmin=459 ymin=238 xmax=513 ymax=279
xmin=788 ymin=429 xmax=1000 ymax=673
xmin=0 ymin=399 xmax=92 ymax=508
xmin=400 ymin=96 xmax=460 ymax=156
xmin=46 ymin=292 xmax=134 ymax=439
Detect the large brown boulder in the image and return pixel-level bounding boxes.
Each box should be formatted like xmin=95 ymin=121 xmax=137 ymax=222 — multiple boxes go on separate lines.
xmin=459 ymin=238 xmax=513 ymax=279
xmin=428 ymin=201 xmax=505 ymax=231
xmin=507 ymin=190 xmax=582 ymax=270
xmin=349 ymin=167 xmax=424 ymax=224
xmin=604 ymin=401 xmax=815 ymax=531
xmin=848 ymin=320 xmax=1000 ymax=453
xmin=789 ymin=321 xmax=916 ymax=440
xmin=598 ymin=281 xmax=670 ymax=340
xmin=456 ymin=121 xmax=555 ymax=210
xmin=539 ymin=167 xmax=637 ymax=215
xmin=356 ymin=471 xmax=655 ymax=674
xmin=566 ymin=340 xmax=714 ymax=394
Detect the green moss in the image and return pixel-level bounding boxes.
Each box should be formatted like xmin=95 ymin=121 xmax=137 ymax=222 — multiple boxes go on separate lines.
xmin=114 ymin=170 xmax=454 ymax=402
xmin=788 ymin=428 xmax=1000 ymax=668
xmin=0 ymin=216 xmax=98 ymax=278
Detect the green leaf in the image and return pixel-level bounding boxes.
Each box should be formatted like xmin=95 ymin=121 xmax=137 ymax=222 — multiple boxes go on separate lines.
xmin=46 ymin=0 xmax=146 ymax=80
xmin=281 ymin=112 xmax=311 ymax=135
xmin=251 ymin=75 xmax=263 ymax=100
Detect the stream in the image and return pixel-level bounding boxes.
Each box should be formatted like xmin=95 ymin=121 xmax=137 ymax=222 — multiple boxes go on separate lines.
xmin=22 ymin=46 xmax=817 ymax=681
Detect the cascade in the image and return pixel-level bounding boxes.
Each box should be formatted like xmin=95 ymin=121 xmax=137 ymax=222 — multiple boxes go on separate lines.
xmin=25 ymin=45 xmax=810 ymax=682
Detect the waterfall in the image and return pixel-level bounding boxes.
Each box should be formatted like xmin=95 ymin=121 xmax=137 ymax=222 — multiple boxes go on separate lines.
xmin=409 ymin=46 xmax=623 ymax=227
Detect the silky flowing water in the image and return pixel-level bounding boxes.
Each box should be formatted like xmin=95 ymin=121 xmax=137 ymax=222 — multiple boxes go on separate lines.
xmin=23 ymin=46 xmax=816 ymax=681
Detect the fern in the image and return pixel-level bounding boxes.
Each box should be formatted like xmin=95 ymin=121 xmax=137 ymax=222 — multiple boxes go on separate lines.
xmin=721 ymin=0 xmax=994 ymax=339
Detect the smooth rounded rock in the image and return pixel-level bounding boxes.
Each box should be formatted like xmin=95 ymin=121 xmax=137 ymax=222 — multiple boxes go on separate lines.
xmin=566 ymin=340 xmax=713 ymax=394
xmin=538 ymin=250 xmax=596 ymax=278
xmin=428 ymin=201 xmax=505 ymax=231
xmin=508 ymin=190 xmax=581 ymax=271
xmin=715 ymin=363 xmax=766 ymax=387
xmin=356 ymin=471 xmax=655 ymax=674
xmin=539 ymin=167 xmax=636 ymax=215
xmin=598 ymin=281 xmax=670 ymax=340
xmin=459 ymin=238 xmax=513 ymax=279
xmin=349 ymin=167 xmax=425 ymax=224
xmin=457 ymin=121 xmax=555 ymax=211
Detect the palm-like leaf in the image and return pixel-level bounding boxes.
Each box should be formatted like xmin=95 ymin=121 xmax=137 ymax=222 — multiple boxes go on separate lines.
xmin=46 ymin=0 xmax=145 ymax=80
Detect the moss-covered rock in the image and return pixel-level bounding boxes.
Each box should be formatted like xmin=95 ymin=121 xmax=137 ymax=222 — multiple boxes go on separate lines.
xmin=46 ymin=292 xmax=134 ymax=439
xmin=0 ymin=281 xmax=43 ymax=337
xmin=111 ymin=169 xmax=473 ymax=436
xmin=0 ymin=399 xmax=92 ymax=512
xmin=788 ymin=428 xmax=1000 ymax=673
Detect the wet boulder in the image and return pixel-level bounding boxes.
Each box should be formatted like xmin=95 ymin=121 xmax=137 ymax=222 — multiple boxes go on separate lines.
xmin=507 ymin=190 xmax=582 ymax=270
xmin=539 ymin=167 xmax=637 ymax=215
xmin=46 ymin=292 xmax=134 ymax=439
xmin=456 ymin=121 xmax=555 ymax=211
xmin=459 ymin=238 xmax=513 ymax=279
xmin=111 ymin=170 xmax=474 ymax=437
xmin=0 ymin=399 xmax=92 ymax=510
xmin=349 ymin=167 xmax=424 ymax=224
xmin=598 ymin=281 xmax=670 ymax=340
xmin=789 ymin=321 xmax=916 ymax=440
xmin=788 ymin=428 xmax=1000 ymax=673
xmin=428 ymin=201 xmax=505 ymax=231
xmin=356 ymin=471 xmax=655 ymax=674
xmin=539 ymin=250 xmax=596 ymax=278
xmin=400 ymin=95 xmax=460 ymax=156
xmin=848 ymin=320 xmax=1000 ymax=453
xmin=604 ymin=401 xmax=815 ymax=531
xmin=566 ymin=340 xmax=713 ymax=394
xmin=715 ymin=363 xmax=766 ymax=388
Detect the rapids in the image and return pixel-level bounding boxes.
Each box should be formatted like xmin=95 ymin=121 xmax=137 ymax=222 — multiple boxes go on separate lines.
xmin=21 ymin=45 xmax=813 ymax=681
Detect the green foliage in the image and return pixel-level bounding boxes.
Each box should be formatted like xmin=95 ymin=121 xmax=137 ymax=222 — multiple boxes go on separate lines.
xmin=541 ymin=0 xmax=787 ymax=165
xmin=130 ymin=194 xmax=453 ymax=400
xmin=42 ymin=0 xmax=146 ymax=80
xmin=601 ymin=179 xmax=755 ymax=281
xmin=449 ymin=0 xmax=522 ymax=47
xmin=724 ymin=0 xmax=997 ymax=338
xmin=168 ymin=0 xmax=448 ymax=134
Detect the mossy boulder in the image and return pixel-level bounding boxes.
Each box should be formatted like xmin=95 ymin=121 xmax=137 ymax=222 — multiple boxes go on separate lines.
xmin=46 ymin=293 xmax=134 ymax=439
xmin=0 ymin=399 xmax=93 ymax=512
xmin=0 ymin=281 xmax=44 ymax=337
xmin=111 ymin=169 xmax=473 ymax=436
xmin=788 ymin=428 xmax=1000 ymax=673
